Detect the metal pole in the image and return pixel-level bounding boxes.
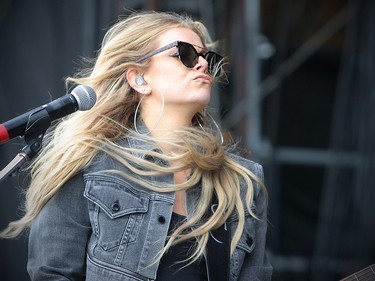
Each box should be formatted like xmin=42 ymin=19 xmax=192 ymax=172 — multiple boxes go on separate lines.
xmin=245 ymin=0 xmax=263 ymax=159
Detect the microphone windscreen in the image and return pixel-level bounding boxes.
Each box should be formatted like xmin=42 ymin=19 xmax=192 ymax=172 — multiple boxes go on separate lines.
xmin=71 ymin=85 xmax=97 ymax=111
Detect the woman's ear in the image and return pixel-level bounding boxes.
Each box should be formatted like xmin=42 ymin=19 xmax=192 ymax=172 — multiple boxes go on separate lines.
xmin=126 ymin=68 xmax=151 ymax=94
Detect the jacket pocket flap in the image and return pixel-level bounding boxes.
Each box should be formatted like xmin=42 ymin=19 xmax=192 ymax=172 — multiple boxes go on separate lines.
xmin=84 ymin=175 xmax=149 ymax=219
xmin=237 ymin=232 xmax=255 ymax=253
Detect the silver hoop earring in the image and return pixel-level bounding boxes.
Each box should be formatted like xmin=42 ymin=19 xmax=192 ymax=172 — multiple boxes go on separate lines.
xmin=197 ymin=112 xmax=224 ymax=145
xmin=134 ymin=88 xmax=165 ymax=135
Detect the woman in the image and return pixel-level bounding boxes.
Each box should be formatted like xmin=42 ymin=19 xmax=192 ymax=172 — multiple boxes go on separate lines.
xmin=1 ymin=11 xmax=272 ymax=281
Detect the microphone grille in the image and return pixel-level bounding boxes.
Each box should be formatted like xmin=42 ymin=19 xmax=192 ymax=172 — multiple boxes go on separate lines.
xmin=71 ymin=85 xmax=97 ymax=111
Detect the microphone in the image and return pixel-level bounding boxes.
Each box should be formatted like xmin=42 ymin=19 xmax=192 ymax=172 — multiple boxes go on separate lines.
xmin=0 ymin=85 xmax=96 ymax=144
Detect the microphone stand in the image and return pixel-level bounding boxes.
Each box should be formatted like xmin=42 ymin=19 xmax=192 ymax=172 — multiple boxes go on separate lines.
xmin=0 ymin=108 xmax=51 ymax=183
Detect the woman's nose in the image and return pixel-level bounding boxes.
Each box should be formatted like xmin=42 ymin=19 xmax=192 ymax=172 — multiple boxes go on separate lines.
xmin=194 ymin=55 xmax=209 ymax=73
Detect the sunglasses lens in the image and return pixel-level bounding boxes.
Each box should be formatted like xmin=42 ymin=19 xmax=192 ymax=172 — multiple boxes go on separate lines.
xmin=179 ymin=43 xmax=198 ymax=68
xmin=178 ymin=42 xmax=223 ymax=77
xmin=205 ymin=52 xmax=223 ymax=76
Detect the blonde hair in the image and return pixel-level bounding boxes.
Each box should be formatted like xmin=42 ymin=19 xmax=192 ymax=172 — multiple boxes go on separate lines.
xmin=1 ymin=10 xmax=266 ymax=264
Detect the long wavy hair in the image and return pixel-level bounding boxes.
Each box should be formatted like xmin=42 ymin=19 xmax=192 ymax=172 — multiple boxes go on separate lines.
xmin=1 ymin=10 xmax=266 ymax=263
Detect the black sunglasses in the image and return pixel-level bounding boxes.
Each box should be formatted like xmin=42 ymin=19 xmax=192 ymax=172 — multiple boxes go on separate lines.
xmin=136 ymin=41 xmax=223 ymax=77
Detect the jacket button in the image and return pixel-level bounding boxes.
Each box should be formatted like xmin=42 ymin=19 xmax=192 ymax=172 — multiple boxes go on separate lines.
xmin=111 ymin=201 xmax=120 ymax=212
xmin=157 ymin=215 xmax=166 ymax=224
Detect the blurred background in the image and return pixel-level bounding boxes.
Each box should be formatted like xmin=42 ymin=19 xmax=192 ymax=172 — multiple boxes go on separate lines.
xmin=1 ymin=0 xmax=374 ymax=280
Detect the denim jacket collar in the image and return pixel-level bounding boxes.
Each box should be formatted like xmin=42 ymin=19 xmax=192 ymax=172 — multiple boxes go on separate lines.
xmin=125 ymin=121 xmax=162 ymax=160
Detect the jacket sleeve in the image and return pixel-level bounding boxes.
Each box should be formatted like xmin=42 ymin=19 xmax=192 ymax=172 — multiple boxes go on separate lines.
xmin=27 ymin=172 xmax=92 ymax=281
xmin=238 ymin=162 xmax=273 ymax=281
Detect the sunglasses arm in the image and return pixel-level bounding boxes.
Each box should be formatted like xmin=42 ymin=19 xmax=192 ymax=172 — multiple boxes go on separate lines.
xmin=135 ymin=41 xmax=178 ymax=63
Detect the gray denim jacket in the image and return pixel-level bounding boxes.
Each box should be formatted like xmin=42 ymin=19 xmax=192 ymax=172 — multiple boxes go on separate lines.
xmin=27 ymin=134 xmax=272 ymax=281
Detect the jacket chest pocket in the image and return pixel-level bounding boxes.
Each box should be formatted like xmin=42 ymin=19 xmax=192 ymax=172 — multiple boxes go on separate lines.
xmin=84 ymin=176 xmax=149 ymax=251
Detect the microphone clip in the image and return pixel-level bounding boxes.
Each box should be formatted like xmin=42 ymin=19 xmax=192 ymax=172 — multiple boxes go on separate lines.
xmin=0 ymin=108 xmax=51 ymax=183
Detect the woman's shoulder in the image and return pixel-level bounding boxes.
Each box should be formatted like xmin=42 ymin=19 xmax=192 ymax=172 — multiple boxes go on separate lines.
xmin=228 ymin=152 xmax=264 ymax=181
xmin=84 ymin=137 xmax=131 ymax=172
xmin=227 ymin=151 xmax=267 ymax=216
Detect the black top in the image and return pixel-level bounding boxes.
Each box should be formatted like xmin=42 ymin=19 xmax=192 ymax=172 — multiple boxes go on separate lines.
xmin=156 ymin=212 xmax=208 ymax=281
